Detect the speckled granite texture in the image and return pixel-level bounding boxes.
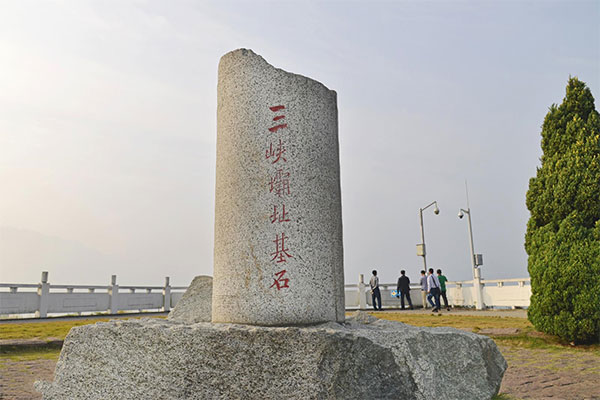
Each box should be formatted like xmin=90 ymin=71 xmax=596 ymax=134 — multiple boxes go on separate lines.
xmin=167 ymin=276 xmax=212 ymax=323
xmin=36 ymin=313 xmax=506 ymax=399
xmin=213 ymin=48 xmax=345 ymax=325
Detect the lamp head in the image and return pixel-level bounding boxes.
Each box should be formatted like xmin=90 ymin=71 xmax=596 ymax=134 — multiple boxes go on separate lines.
xmin=434 ymin=205 xmax=440 ymax=215
xmin=458 ymin=210 xmax=464 ymax=219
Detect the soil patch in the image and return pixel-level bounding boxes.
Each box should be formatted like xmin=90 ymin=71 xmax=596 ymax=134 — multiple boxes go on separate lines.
xmin=0 ymin=358 xmax=56 ymax=400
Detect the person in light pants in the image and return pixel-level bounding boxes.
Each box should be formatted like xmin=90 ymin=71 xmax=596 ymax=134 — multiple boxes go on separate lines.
xmin=426 ymin=268 xmax=442 ymax=312
xmin=419 ymin=270 xmax=428 ymax=308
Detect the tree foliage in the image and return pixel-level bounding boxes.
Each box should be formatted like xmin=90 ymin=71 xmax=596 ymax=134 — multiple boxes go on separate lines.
xmin=525 ymin=77 xmax=600 ymax=343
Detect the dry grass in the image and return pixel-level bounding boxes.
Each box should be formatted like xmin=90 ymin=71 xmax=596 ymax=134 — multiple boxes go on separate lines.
xmin=0 ymin=315 xmax=166 ymax=341
xmin=369 ymin=311 xmax=534 ymax=331
xmin=0 ymin=346 xmax=61 ymax=362
xmin=492 ymin=395 xmax=519 ymax=400
xmin=370 ymin=311 xmax=600 ymax=355
xmin=1 ymin=319 xmax=113 ymax=341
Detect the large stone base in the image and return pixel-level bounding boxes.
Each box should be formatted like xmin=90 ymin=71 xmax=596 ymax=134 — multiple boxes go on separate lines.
xmin=37 ymin=313 xmax=506 ymax=399
xmin=167 ymin=275 xmax=212 ymax=323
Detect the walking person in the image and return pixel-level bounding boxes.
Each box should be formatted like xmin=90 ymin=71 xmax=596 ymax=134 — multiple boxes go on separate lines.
xmin=396 ymin=270 xmax=413 ymax=310
xmin=420 ymin=270 xmax=428 ymax=309
xmin=437 ymin=269 xmax=450 ymax=311
xmin=426 ymin=268 xmax=442 ymax=312
xmin=370 ymin=270 xmax=382 ymax=311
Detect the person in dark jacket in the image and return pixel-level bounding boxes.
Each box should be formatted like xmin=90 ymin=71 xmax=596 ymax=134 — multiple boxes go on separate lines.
xmin=396 ymin=270 xmax=413 ymax=310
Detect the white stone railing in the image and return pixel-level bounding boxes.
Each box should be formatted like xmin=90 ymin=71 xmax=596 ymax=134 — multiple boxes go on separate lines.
xmin=345 ymin=274 xmax=531 ymax=309
xmin=1 ymin=272 xmax=531 ymax=318
xmin=0 ymin=271 xmax=187 ymax=318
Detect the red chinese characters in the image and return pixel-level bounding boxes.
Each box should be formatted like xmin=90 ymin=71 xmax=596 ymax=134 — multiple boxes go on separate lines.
xmin=265 ymin=138 xmax=287 ymax=164
xmin=268 ymin=105 xmax=288 ymax=132
xmin=265 ymin=105 xmax=294 ymax=290
xmin=270 ymin=204 xmax=290 ymax=223
xmin=269 ymin=270 xmax=290 ymax=290
xmin=269 ymin=168 xmax=290 ymax=197
xmin=271 ymin=232 xmax=293 ymax=263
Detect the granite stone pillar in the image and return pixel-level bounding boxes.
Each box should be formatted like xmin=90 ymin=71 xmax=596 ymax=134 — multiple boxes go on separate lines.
xmin=212 ymin=49 xmax=345 ymax=325
xmin=37 ymin=50 xmax=507 ymax=400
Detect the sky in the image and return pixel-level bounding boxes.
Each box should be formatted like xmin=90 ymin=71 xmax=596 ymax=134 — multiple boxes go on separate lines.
xmin=0 ymin=0 xmax=598 ymax=286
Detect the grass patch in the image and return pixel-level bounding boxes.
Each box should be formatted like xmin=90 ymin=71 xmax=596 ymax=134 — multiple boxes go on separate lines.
xmin=0 ymin=344 xmax=61 ymax=362
xmin=369 ymin=312 xmax=534 ymax=330
xmin=370 ymin=312 xmax=600 ymax=355
xmin=492 ymin=334 xmax=600 ymax=355
xmin=0 ymin=319 xmax=113 ymax=340
xmin=492 ymin=394 xmax=519 ymax=400
xmin=0 ymin=315 xmax=166 ymax=341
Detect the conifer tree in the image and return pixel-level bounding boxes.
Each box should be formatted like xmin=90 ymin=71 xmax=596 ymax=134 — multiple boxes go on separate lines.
xmin=525 ymin=77 xmax=600 ymax=343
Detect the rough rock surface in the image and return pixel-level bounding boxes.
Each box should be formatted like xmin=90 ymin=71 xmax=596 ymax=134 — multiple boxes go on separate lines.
xmin=37 ymin=314 xmax=506 ymax=399
xmin=213 ymin=48 xmax=345 ymax=325
xmin=167 ymin=275 xmax=212 ymax=323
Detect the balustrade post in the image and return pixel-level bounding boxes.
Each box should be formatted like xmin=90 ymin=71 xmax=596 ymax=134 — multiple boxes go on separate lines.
xmin=454 ymin=283 xmax=464 ymax=307
xmin=358 ymin=274 xmax=367 ymax=310
xmin=35 ymin=271 xmax=50 ymax=318
xmin=163 ymin=276 xmax=171 ymax=312
xmin=109 ymin=275 xmax=119 ymax=314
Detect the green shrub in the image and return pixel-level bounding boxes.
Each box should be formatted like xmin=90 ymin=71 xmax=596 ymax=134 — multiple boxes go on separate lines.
xmin=525 ymin=77 xmax=600 ymax=344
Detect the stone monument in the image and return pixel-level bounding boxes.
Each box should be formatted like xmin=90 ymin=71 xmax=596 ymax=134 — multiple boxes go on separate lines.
xmin=37 ymin=49 xmax=506 ymax=400
xmin=213 ymin=49 xmax=345 ymax=325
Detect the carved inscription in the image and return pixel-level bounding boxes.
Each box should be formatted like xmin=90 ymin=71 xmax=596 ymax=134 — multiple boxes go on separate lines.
xmin=266 ymin=105 xmax=293 ymax=290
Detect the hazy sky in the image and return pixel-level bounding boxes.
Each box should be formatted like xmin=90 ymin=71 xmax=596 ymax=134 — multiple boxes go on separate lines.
xmin=1 ymin=1 xmax=598 ymax=286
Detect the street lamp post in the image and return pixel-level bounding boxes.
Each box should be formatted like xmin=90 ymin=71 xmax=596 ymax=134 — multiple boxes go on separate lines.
xmin=418 ymin=201 xmax=440 ymax=270
xmin=458 ymin=207 xmax=485 ymax=310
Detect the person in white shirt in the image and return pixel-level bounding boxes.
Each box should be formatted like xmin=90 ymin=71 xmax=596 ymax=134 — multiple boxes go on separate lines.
xmin=419 ymin=270 xmax=428 ymax=309
xmin=426 ymin=268 xmax=442 ymax=312
xmin=369 ymin=270 xmax=382 ymax=310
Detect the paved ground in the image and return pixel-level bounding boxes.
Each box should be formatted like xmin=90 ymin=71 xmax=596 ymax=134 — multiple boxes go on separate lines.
xmin=499 ymin=345 xmax=600 ymax=399
xmin=2 ymin=343 xmax=599 ymax=399
xmin=0 ymin=358 xmax=56 ymax=400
